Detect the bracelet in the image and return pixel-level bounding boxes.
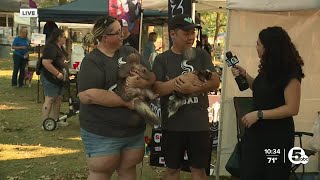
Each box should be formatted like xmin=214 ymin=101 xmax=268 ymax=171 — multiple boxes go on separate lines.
xmin=56 ymin=72 xmax=60 ymax=76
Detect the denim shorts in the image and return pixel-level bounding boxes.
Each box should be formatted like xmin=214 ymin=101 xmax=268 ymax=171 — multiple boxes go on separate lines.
xmin=80 ymin=128 xmax=145 ymax=158
xmin=40 ymin=74 xmax=64 ymax=97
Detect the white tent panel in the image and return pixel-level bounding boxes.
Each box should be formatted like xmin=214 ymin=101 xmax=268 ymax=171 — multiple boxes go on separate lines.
xmin=142 ymin=0 xmax=226 ymax=12
xmin=227 ymin=0 xmax=320 ymax=11
xmin=219 ymin=9 xmax=320 ymax=176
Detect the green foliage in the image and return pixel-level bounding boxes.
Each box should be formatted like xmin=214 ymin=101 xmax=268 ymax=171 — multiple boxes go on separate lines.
xmin=38 ymin=0 xmax=58 ymax=8
xmin=200 ymin=12 xmax=227 ymax=40
xmin=38 ymin=0 xmax=74 ymax=8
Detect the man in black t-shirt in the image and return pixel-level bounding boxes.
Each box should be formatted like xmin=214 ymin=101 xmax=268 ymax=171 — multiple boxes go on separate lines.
xmin=202 ymin=34 xmax=212 ymax=56
xmin=152 ymin=14 xmax=220 ymax=179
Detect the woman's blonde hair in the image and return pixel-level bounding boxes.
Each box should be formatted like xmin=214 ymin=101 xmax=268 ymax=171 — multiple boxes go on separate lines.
xmin=85 ymin=16 xmax=117 ymax=45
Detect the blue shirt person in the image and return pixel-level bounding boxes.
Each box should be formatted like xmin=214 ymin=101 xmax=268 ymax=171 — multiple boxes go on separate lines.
xmin=143 ymin=32 xmax=157 ymax=70
xmin=11 ymin=28 xmax=30 ymax=87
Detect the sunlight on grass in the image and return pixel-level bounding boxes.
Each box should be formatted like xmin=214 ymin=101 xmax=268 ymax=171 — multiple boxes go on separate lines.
xmin=0 ymin=144 xmax=80 ymax=161
xmin=66 ymin=137 xmax=82 ymax=141
xmin=0 ymin=70 xmax=39 ymax=80
xmin=0 ymin=104 xmax=27 ymax=110
xmin=0 ymin=70 xmax=12 ymax=76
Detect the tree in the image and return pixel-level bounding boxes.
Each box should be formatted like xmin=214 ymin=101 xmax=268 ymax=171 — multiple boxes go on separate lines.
xmin=38 ymin=0 xmax=58 ymax=8
xmin=38 ymin=0 xmax=74 ymax=8
xmin=200 ymin=12 xmax=227 ymax=43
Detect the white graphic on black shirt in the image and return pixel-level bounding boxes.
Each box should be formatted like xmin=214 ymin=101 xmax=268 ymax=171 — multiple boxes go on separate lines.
xmin=167 ymin=59 xmax=198 ymax=109
xmin=109 ymin=57 xmax=127 ymax=91
xmin=108 ymin=84 xmax=117 ymax=91
xmin=118 ymin=57 xmax=126 ymax=67
xmin=181 ymin=60 xmax=194 ymax=74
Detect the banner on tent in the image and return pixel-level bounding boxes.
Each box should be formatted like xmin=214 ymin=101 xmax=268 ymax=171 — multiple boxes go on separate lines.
xmin=168 ymin=0 xmax=192 ymax=46
xmin=108 ymin=0 xmax=142 ymax=50
xmin=168 ymin=0 xmax=192 ymax=18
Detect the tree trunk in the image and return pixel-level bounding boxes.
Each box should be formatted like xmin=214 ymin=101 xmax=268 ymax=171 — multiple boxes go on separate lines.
xmin=214 ymin=12 xmax=220 ymax=43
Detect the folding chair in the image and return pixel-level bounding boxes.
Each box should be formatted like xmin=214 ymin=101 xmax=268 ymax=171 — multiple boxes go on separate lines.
xmin=226 ymin=97 xmax=254 ymax=177
xmin=290 ymin=131 xmax=316 ymax=180
xmin=233 ymin=97 xmax=254 ymax=140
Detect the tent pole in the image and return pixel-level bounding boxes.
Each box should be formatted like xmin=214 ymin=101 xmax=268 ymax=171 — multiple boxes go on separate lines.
xmin=191 ymin=0 xmax=196 ymax=22
xmin=139 ymin=10 xmax=144 ymax=54
xmin=37 ymin=20 xmax=41 ymax=103
xmin=215 ymin=9 xmax=231 ymax=180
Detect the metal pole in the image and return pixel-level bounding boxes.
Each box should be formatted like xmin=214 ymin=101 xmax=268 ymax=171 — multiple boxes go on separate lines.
xmin=191 ymin=0 xmax=196 ymax=22
xmin=139 ymin=10 xmax=144 ymax=54
xmin=215 ymin=9 xmax=231 ymax=180
xmin=37 ymin=20 xmax=41 ymax=103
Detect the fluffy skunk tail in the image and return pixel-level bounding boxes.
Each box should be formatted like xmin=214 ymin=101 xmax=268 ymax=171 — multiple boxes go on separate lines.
xmin=168 ymin=97 xmax=185 ymax=118
xmin=134 ymin=98 xmax=161 ymax=125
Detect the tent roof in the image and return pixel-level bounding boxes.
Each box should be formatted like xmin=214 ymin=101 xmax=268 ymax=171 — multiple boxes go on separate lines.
xmin=227 ymin=0 xmax=320 ymax=11
xmin=38 ymin=0 xmax=167 ymax=23
xmin=142 ymin=0 xmax=320 ymax=12
xmin=0 ymin=0 xmax=20 ymax=12
xmin=38 ymin=0 xmax=108 ymax=23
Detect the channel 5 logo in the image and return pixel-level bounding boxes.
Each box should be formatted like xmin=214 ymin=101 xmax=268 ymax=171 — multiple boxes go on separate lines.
xmin=288 ymin=147 xmax=309 ymax=164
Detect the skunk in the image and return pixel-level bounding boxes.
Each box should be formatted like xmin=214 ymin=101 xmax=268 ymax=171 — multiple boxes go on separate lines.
xmin=114 ymin=53 xmax=161 ymax=125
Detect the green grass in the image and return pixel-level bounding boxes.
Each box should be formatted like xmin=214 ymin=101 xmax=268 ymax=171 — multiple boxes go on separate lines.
xmin=0 ymin=57 xmax=231 ymax=180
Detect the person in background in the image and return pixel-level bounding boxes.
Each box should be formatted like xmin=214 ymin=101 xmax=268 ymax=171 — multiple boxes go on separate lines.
xmin=72 ymin=32 xmax=78 ymax=42
xmin=11 ymin=28 xmax=30 ymax=87
xmin=41 ymin=28 xmax=69 ymax=127
xmin=201 ymin=34 xmax=212 ymax=56
xmin=121 ymin=19 xmax=131 ymax=43
xmin=122 ymin=19 xmax=139 ymax=51
xmin=231 ymin=26 xmax=305 ymax=180
xmin=152 ymin=14 xmax=220 ymax=180
xmin=214 ymin=43 xmax=222 ymax=61
xmin=77 ymin=15 xmax=155 ymax=180
xmin=43 ymin=21 xmax=58 ymax=42
xmin=143 ymin=32 xmax=158 ymax=70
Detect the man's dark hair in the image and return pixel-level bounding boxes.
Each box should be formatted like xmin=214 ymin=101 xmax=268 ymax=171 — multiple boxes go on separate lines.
xmin=149 ymin=32 xmax=157 ymax=38
xmin=47 ymin=28 xmax=64 ymax=44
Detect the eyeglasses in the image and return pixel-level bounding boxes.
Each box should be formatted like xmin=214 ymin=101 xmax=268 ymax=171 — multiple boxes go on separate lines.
xmin=104 ymin=29 xmax=123 ymax=37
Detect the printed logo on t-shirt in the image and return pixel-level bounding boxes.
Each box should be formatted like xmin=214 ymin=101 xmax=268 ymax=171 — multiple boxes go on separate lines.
xmin=108 ymin=84 xmax=117 ymax=91
xmin=167 ymin=59 xmax=198 ymax=106
xmin=169 ymin=95 xmax=199 ymax=106
xmin=181 ymin=60 xmax=194 ymax=74
xmin=108 ymin=56 xmax=127 ymax=91
xmin=118 ymin=57 xmax=126 ymax=67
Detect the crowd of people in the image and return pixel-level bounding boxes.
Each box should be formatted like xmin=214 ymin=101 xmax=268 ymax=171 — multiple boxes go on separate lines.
xmin=10 ymin=12 xmax=305 ymax=180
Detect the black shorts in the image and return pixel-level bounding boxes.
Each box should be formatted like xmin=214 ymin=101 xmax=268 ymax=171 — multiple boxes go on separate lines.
xmin=162 ymin=130 xmax=211 ymax=169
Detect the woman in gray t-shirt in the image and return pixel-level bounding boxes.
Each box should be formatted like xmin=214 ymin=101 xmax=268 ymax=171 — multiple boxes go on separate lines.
xmin=77 ymin=15 xmax=155 ymax=179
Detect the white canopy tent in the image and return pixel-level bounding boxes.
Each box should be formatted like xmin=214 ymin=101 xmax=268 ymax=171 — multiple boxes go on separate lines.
xmin=142 ymin=0 xmax=320 ymax=178
xmin=219 ymin=0 xmax=320 ymax=177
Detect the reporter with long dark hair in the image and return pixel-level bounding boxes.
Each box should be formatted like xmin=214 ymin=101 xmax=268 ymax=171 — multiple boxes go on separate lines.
xmin=231 ymin=26 xmax=304 ymax=180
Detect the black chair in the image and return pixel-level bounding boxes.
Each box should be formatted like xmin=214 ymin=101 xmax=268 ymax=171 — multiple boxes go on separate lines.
xmin=233 ymin=97 xmax=316 ymax=180
xmin=233 ymin=97 xmax=254 ymax=140
xmin=290 ymin=131 xmax=315 ymax=180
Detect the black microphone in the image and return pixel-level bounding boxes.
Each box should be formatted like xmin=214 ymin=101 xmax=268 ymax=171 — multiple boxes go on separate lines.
xmin=225 ymin=51 xmax=249 ymax=91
